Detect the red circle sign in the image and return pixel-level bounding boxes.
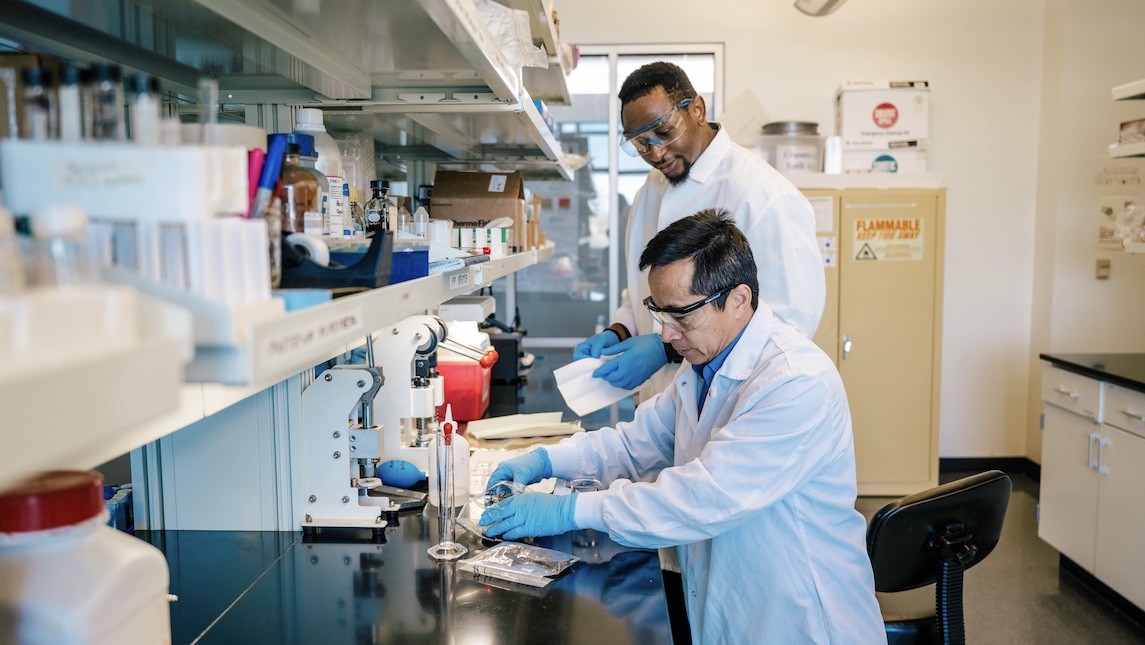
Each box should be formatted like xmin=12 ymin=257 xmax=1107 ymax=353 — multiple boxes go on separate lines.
xmin=873 ymin=102 xmax=898 ymax=128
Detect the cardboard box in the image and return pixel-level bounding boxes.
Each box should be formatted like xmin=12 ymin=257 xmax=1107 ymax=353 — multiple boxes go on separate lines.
xmin=430 ymin=171 xmax=525 ymax=226
xmin=842 ymin=140 xmax=928 ymax=174
xmin=836 ymin=81 xmax=929 ymax=146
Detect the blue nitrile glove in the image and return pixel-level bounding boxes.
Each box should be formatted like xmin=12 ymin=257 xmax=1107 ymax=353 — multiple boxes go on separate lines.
xmin=574 ymin=329 xmax=622 ymax=360
xmin=593 ymin=334 xmax=668 ymax=390
xmin=485 ymin=449 xmax=553 ymax=490
xmin=480 ymin=492 xmax=578 ymax=540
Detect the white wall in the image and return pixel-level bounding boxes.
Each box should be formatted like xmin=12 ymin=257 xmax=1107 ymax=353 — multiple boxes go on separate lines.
xmin=1025 ymin=0 xmax=1145 ymax=459
xmin=560 ymin=0 xmax=1048 ymax=458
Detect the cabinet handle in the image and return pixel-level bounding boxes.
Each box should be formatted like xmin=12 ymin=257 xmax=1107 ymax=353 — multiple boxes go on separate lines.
xmin=1054 ymin=387 xmax=1079 ymax=399
xmin=1121 ymin=409 xmax=1145 ymax=422
xmin=1097 ymin=437 xmax=1110 ymax=475
xmin=1088 ymin=432 xmax=1100 ymax=469
xmin=842 ymin=335 xmax=852 ymax=360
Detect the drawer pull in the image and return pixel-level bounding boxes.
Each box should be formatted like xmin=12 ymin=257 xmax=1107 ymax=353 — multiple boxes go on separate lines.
xmin=1054 ymin=387 xmax=1079 ymax=399
xmin=1121 ymin=409 xmax=1145 ymax=422
xmin=1088 ymin=432 xmax=1099 ymax=469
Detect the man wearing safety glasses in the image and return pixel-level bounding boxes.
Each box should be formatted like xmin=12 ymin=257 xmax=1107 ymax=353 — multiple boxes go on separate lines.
xmin=481 ymin=211 xmax=883 ymax=644
xmin=575 ymin=62 xmax=825 ymax=402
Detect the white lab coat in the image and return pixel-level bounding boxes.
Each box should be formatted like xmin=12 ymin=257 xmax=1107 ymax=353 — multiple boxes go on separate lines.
xmin=616 ymin=125 xmax=825 ymax=401
xmin=547 ymin=307 xmax=885 ymax=645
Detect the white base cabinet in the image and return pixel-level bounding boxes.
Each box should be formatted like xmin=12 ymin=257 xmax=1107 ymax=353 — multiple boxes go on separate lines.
xmin=1039 ymin=364 xmax=1145 ymax=610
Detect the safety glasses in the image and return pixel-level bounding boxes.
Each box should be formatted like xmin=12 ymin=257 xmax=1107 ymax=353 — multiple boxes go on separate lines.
xmin=620 ymin=98 xmax=693 ymax=157
xmin=643 ymin=285 xmax=734 ymax=332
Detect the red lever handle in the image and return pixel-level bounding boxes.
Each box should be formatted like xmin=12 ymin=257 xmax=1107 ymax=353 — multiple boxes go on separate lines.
xmin=479 ymin=349 xmax=499 ymax=369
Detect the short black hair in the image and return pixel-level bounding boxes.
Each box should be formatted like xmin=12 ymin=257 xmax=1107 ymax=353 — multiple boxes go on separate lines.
xmin=618 ymin=62 xmax=697 ymax=106
xmin=639 ymin=208 xmax=759 ymax=311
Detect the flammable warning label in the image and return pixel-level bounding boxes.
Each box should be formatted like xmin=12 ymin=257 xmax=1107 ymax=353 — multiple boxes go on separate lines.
xmin=853 ymin=217 xmax=924 ymax=261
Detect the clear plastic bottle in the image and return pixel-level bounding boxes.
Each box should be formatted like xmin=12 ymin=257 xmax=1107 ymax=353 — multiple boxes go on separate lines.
xmin=396 ymin=206 xmax=412 ymax=235
xmin=293 ymin=108 xmax=346 ymax=239
xmin=279 ymin=143 xmax=323 ymax=238
xmin=347 ymin=186 xmax=367 ymax=239
xmin=0 ymin=206 xmax=27 ymax=295
xmin=29 ymin=206 xmax=96 ymax=287
xmin=364 ymin=180 xmax=396 ymax=237
xmin=413 ymin=206 xmax=429 ymax=237
xmin=21 ymin=68 xmax=55 ymax=140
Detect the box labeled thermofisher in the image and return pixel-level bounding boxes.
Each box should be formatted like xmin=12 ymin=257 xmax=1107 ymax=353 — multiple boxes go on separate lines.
xmin=836 ymin=81 xmax=929 ymax=146
xmin=841 ymin=140 xmax=928 ymax=174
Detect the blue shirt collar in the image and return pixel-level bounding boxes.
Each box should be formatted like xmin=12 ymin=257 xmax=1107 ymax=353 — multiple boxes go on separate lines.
xmin=691 ymin=323 xmax=748 ymax=385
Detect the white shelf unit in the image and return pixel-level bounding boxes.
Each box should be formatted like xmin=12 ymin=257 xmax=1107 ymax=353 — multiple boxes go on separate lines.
xmin=0 ymin=294 xmax=192 ymax=489
xmin=1112 ymin=78 xmax=1145 ymax=101
xmin=111 ymin=245 xmax=554 ymax=452
xmin=1109 ymin=78 xmax=1145 ymax=160
xmin=0 ymin=0 xmax=572 ymax=179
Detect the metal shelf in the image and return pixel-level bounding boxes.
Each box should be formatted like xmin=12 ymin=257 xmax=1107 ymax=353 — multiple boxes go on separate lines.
xmin=0 ymin=0 xmax=570 ymax=171
xmin=1112 ymin=79 xmax=1145 ymax=101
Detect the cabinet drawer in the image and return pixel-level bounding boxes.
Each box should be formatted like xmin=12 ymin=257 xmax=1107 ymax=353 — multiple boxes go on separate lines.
xmin=1042 ymin=365 xmax=1102 ymax=421
xmin=1103 ymin=383 xmax=1145 ymax=438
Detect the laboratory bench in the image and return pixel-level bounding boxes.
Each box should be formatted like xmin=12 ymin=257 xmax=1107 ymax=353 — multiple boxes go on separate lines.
xmin=134 ymin=505 xmax=672 ymax=645
xmin=1038 ymin=352 xmax=1145 ymax=621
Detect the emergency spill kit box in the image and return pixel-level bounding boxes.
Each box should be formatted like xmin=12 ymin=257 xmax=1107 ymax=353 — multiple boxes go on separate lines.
xmin=842 ymin=140 xmax=929 ymax=174
xmin=835 ymin=81 xmax=930 ymax=147
xmin=430 ymin=171 xmax=525 ymax=226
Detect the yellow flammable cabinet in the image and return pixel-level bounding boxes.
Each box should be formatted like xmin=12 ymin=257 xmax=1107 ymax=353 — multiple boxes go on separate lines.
xmin=801 ymin=182 xmax=945 ymax=496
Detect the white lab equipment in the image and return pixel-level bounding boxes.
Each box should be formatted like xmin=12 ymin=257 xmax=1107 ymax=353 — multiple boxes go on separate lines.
xmin=427 ymin=405 xmax=469 ymax=507
xmin=426 ymin=406 xmax=467 ymax=561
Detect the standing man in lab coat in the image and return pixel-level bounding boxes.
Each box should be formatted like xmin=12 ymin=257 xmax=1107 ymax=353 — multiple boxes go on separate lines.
xmin=576 ymin=61 xmax=825 ymax=401
xmin=481 ymin=210 xmax=885 ymax=644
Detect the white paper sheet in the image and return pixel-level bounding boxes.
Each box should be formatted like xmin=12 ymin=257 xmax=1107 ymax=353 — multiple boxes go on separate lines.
xmin=465 ymin=412 xmax=581 ymax=440
xmin=553 ymin=357 xmax=637 ymax=417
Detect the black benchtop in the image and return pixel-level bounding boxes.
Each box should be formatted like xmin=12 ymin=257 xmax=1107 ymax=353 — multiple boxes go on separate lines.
xmin=135 ymin=505 xmax=671 ymax=645
xmin=1040 ymin=353 xmax=1145 ymax=392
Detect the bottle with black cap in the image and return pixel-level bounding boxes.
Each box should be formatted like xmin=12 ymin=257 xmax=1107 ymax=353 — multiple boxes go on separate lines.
xmin=87 ymin=63 xmax=125 ymax=141
xmin=364 ymin=179 xmax=396 ymax=237
xmin=20 ymin=67 xmax=55 ymax=140
xmin=126 ymin=71 xmax=160 ymax=145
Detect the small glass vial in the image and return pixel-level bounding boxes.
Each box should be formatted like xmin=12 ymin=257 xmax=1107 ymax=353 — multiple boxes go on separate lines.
xmin=21 ymin=67 xmax=56 ymax=140
xmin=280 ymin=143 xmax=323 ymax=238
xmin=127 ymin=72 xmax=160 ymax=145
xmin=0 ymin=470 xmax=172 ymax=645
xmin=364 ymin=180 xmax=396 ymax=237
xmin=29 ymin=206 xmax=97 ymax=287
xmin=87 ymin=63 xmax=125 ymax=141
xmin=57 ymin=65 xmax=85 ymax=142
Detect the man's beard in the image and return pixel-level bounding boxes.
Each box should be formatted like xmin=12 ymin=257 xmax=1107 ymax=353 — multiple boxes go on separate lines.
xmin=665 ymin=159 xmax=693 ymax=186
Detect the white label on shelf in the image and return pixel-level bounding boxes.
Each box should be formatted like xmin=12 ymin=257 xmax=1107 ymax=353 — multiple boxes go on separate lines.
xmin=488 ymin=175 xmax=507 ymax=193
xmin=853 ymin=217 xmax=924 ymax=261
xmin=260 ymin=308 xmax=364 ymax=367
xmin=809 ymin=196 xmax=834 ymax=232
xmin=449 ymin=271 xmax=471 ymax=289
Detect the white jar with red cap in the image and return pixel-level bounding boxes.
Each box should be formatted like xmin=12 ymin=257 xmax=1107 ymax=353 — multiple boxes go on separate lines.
xmin=0 ymin=470 xmax=171 ymax=644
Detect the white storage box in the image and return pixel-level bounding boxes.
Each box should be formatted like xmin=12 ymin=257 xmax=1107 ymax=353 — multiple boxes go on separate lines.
xmin=842 ymin=141 xmax=928 ymax=174
xmin=836 ymin=81 xmax=929 ymax=146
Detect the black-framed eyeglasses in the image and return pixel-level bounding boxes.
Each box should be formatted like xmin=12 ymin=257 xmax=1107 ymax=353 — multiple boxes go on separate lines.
xmin=643 ymin=285 xmax=735 ymax=331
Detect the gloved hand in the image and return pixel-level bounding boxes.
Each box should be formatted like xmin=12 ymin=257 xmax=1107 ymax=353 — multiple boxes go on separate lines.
xmin=592 ymin=334 xmax=668 ymax=390
xmin=485 ymin=449 xmax=553 ymax=490
xmin=574 ymin=329 xmax=622 ymax=360
xmin=480 ymin=492 xmax=578 ymax=540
